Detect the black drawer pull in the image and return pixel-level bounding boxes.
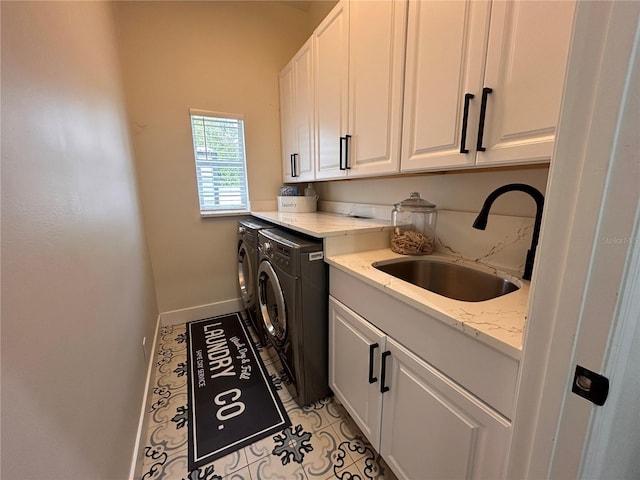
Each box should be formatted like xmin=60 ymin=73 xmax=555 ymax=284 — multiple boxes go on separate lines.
xmin=476 ymin=87 xmax=493 ymax=152
xmin=460 ymin=93 xmax=474 ymax=154
xmin=339 ymin=136 xmax=346 ymax=170
xmin=345 ymin=134 xmax=352 ymax=169
xmin=368 ymin=343 xmax=379 ymax=384
xmin=380 ymin=350 xmax=391 ymax=393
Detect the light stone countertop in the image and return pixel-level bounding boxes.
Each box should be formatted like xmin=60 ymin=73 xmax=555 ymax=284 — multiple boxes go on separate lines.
xmin=251 ymin=210 xmax=391 ymax=238
xmin=325 ymin=249 xmax=529 ymax=359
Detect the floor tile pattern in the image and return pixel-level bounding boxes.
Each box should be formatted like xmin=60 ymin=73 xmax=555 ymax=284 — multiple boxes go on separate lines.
xmin=140 ymin=320 xmax=397 ymax=480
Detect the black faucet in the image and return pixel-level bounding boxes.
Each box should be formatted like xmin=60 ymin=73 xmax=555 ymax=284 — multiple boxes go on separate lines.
xmin=472 ymin=183 xmax=544 ymax=281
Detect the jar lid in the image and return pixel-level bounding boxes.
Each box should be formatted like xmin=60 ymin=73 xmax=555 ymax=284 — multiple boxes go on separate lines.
xmin=394 ymin=192 xmax=436 ymax=212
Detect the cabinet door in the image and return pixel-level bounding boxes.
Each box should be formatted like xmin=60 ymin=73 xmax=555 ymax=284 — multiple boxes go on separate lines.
xmin=314 ymin=1 xmax=349 ymax=180
xmin=329 ymin=297 xmax=385 ymax=450
xmin=280 ymin=39 xmax=315 ymax=183
xmin=401 ymin=0 xmax=490 ymax=172
xmin=279 ymin=60 xmax=297 ymax=182
xmin=292 ymin=38 xmax=315 ymax=182
xmin=347 ymin=0 xmax=406 ymax=177
xmin=380 ymin=338 xmax=511 ymax=480
xmin=477 ymin=0 xmax=576 ymax=166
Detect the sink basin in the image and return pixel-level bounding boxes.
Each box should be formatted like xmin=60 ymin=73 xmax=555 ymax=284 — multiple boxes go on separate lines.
xmin=372 ymin=258 xmax=519 ymax=302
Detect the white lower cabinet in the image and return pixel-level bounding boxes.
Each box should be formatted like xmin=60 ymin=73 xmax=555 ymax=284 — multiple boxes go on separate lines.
xmin=380 ymin=337 xmax=511 ymax=479
xmin=329 ymin=296 xmax=511 ymax=480
xmin=329 ymin=296 xmax=385 ymax=449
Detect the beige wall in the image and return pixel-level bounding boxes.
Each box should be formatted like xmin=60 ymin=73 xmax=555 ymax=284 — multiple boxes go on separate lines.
xmin=1 ymin=2 xmax=158 ymax=478
xmin=114 ymin=1 xmax=320 ymax=313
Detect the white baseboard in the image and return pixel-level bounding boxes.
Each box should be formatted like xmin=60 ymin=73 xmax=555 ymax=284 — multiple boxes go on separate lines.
xmin=128 ymin=313 xmax=161 ymax=480
xmin=160 ymin=298 xmax=245 ymax=326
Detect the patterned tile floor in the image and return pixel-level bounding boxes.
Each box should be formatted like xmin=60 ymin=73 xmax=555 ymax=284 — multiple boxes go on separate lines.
xmin=140 ymin=319 xmax=398 ymax=480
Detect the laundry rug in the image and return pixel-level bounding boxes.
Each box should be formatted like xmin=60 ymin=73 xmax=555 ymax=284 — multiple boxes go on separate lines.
xmin=186 ymin=313 xmax=290 ymax=470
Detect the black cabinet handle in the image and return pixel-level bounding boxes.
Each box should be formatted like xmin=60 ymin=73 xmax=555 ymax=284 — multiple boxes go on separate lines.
xmin=345 ymin=134 xmax=352 ymax=169
xmin=339 ymin=137 xmax=346 ymax=170
xmin=476 ymin=87 xmax=493 ymax=152
xmin=380 ymin=350 xmax=391 ymax=393
xmin=368 ymin=343 xmax=379 ymax=384
xmin=293 ymin=153 xmax=299 ymax=177
xmin=290 ymin=154 xmax=295 ymax=177
xmin=460 ymin=93 xmax=474 ymax=154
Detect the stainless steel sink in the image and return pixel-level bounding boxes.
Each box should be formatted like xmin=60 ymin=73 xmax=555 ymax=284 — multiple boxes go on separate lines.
xmin=373 ymin=258 xmax=519 ymax=302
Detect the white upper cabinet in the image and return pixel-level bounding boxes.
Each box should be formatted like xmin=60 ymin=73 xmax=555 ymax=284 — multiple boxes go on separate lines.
xmin=477 ymin=1 xmax=576 ymax=166
xmin=401 ymin=0 xmax=575 ymax=172
xmin=314 ymin=1 xmax=349 ymax=180
xmin=280 ymin=38 xmax=315 ymax=182
xmin=280 ymin=61 xmax=296 ymax=181
xmin=281 ymin=0 xmax=575 ymax=181
xmin=401 ymin=0 xmax=490 ymax=171
xmin=315 ymin=0 xmax=407 ymax=180
xmin=346 ymin=0 xmax=406 ymax=177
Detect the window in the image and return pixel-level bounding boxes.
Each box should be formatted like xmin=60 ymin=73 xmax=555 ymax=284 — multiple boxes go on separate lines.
xmin=189 ymin=109 xmax=250 ymax=216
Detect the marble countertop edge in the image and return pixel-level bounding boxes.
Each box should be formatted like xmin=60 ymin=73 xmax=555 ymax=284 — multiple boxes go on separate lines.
xmin=251 ymin=210 xmax=392 ymax=238
xmin=325 ymin=249 xmax=527 ymax=360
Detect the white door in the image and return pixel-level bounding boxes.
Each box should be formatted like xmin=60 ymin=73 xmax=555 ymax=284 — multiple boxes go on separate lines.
xmin=346 ymin=0 xmax=406 ymax=177
xmin=380 ymin=337 xmax=510 ymax=480
xmin=328 ymin=297 xmax=385 ymax=450
xmin=314 ymin=0 xmax=349 ymax=180
xmin=506 ymin=1 xmax=640 ymax=478
xmin=476 ymin=0 xmax=575 ymax=166
xmin=401 ymin=0 xmax=490 ymax=172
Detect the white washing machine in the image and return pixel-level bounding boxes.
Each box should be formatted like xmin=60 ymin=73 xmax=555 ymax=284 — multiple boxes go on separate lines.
xmin=257 ymin=228 xmax=330 ymax=406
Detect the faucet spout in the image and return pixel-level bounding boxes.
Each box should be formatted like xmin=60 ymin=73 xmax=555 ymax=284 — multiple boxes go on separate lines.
xmin=473 ymin=183 xmax=544 ymax=281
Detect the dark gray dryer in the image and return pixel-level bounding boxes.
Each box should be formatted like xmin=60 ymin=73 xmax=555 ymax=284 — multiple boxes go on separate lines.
xmin=257 ymin=228 xmax=330 ymax=406
xmin=237 ymin=217 xmax=274 ymax=342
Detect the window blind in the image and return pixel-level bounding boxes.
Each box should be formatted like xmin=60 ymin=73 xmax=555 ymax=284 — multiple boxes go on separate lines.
xmin=189 ymin=110 xmax=250 ymax=215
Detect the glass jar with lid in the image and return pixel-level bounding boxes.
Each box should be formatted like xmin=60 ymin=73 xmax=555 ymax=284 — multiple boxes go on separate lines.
xmin=391 ymin=192 xmax=437 ymax=255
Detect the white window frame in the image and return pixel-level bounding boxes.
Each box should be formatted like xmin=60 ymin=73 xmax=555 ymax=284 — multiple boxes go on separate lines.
xmin=189 ymin=109 xmax=251 ymax=217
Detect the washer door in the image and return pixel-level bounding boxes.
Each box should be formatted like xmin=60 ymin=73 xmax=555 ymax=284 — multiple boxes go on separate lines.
xmin=237 ymin=242 xmax=254 ymax=309
xmin=257 ymin=259 xmax=287 ymax=347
